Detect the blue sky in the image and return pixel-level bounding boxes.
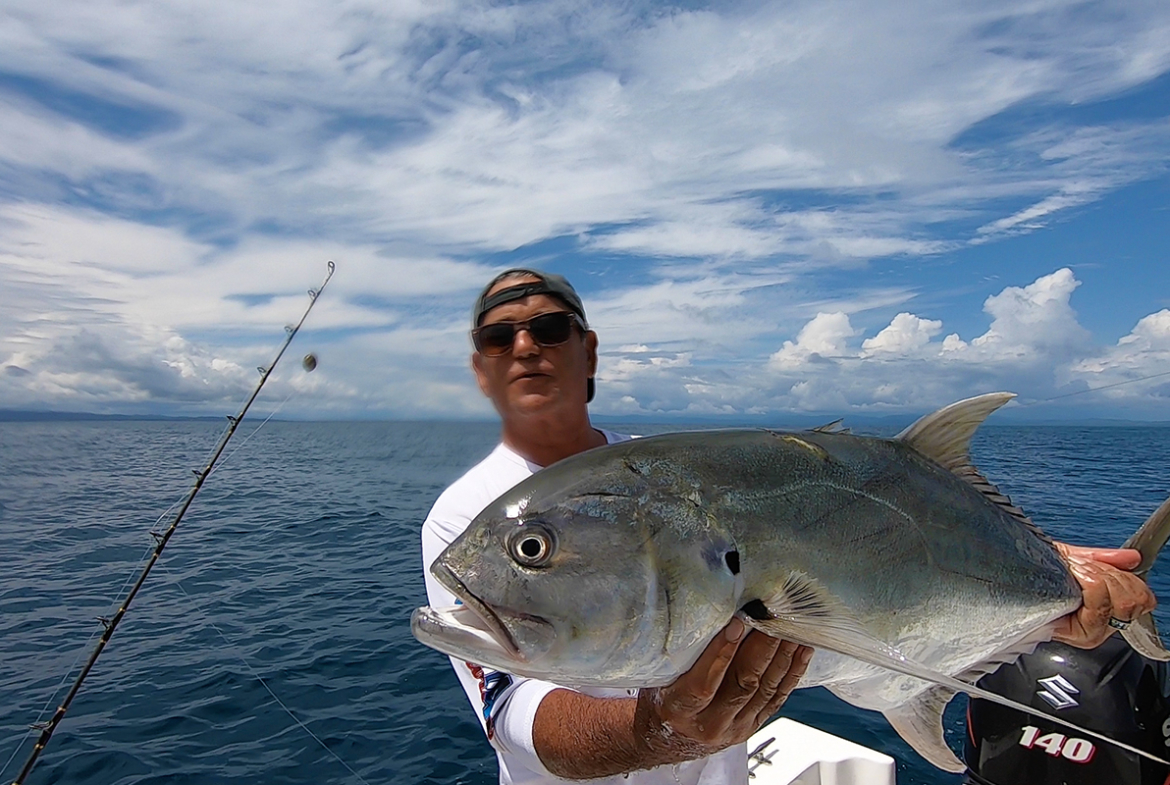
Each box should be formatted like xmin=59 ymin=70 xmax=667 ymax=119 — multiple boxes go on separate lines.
xmin=1 ymin=0 xmax=1168 ymax=421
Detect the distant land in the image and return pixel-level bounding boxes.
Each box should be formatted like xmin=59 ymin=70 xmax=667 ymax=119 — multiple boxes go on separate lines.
xmin=2 ymin=408 xmax=1167 ymax=428
xmin=0 ymin=409 xmax=225 ymax=423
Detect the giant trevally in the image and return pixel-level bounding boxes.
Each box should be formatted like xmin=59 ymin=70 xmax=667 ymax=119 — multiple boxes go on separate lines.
xmin=411 ymin=393 xmax=1170 ymax=771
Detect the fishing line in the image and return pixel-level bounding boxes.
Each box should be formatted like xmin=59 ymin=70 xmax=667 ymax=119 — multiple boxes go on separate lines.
xmin=152 ymin=559 xmax=375 ymax=785
xmin=5 ymin=391 xmax=302 ymax=779
xmin=8 ymin=261 xmax=335 ymax=785
xmin=0 ymin=491 xmax=185 ymax=781
xmin=1016 ymin=368 xmax=1170 ymax=407
xmin=0 ymin=639 xmax=90 ymax=780
xmin=205 ymin=388 xmax=299 ymax=481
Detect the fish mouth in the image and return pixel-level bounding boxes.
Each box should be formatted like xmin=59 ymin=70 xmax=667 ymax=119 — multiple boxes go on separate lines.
xmin=421 ymin=562 xmax=525 ymax=661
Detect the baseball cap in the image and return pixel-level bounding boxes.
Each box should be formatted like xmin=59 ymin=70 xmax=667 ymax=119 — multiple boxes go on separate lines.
xmin=472 ymin=269 xmax=588 ymax=327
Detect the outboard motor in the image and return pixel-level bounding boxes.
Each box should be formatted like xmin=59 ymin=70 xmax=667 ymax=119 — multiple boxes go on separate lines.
xmin=965 ymin=637 xmax=1170 ymax=785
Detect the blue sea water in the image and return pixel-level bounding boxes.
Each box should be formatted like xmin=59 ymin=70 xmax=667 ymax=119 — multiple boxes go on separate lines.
xmin=1 ymin=420 xmax=1167 ymax=785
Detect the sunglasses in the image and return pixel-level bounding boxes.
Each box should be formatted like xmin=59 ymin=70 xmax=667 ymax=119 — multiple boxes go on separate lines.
xmin=473 ymin=311 xmax=585 ymax=356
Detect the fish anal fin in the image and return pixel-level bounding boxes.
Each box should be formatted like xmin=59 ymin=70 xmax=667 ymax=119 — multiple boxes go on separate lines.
xmin=883 ymin=686 xmax=964 ymax=773
xmin=1123 ymin=613 xmax=1170 ymax=662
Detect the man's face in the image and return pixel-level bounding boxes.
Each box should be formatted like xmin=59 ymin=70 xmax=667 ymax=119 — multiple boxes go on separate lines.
xmin=471 ymin=277 xmax=597 ymax=420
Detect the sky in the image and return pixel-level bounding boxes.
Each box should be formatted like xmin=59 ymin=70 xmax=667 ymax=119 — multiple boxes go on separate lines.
xmin=1 ymin=0 xmax=1169 ymax=422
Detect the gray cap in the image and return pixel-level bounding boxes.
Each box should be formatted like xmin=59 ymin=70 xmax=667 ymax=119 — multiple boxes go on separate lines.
xmin=472 ymin=268 xmax=587 ymax=327
xmin=471 ymin=268 xmax=594 ymax=403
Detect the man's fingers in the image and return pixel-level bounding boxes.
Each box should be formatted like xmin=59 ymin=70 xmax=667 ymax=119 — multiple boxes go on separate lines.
xmin=737 ymin=641 xmax=812 ymax=726
xmin=736 ymin=639 xmax=797 ymax=722
xmin=1056 ymin=543 xmax=1142 ymax=571
xmin=714 ymin=629 xmax=782 ymax=708
xmin=1054 ymin=557 xmax=1156 ymax=647
xmin=755 ymin=646 xmax=813 ymax=725
xmin=1096 ymin=561 xmax=1156 ymax=619
xmin=664 ymin=618 xmax=747 ymax=713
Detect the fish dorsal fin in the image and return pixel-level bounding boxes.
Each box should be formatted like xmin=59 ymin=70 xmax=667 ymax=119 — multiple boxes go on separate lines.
xmin=895 ymin=392 xmax=1015 ymax=471
xmin=810 ymin=418 xmax=849 ymax=434
xmin=896 ymin=393 xmax=1041 ymax=533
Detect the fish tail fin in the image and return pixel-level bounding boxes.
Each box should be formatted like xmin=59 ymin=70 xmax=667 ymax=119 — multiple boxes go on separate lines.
xmin=1120 ymin=495 xmax=1170 ymax=661
xmin=1124 ymin=614 xmax=1168 ymax=661
xmin=1121 ymin=495 xmax=1170 ymax=578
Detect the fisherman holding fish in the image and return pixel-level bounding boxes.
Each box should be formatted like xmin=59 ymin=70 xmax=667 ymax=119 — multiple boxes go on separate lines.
xmin=419 ymin=268 xmax=1158 ymax=784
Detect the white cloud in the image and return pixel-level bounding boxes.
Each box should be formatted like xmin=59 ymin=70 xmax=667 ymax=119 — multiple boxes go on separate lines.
xmin=747 ymin=268 xmax=1166 ymax=415
xmin=1124 ymin=310 xmax=1170 ymax=349
xmin=0 ymin=2 xmax=1168 ymax=418
xmin=2 ymin=0 xmax=1167 ymax=258
xmin=1066 ymin=310 xmax=1170 ymax=403
xmin=967 ymin=268 xmax=1090 ymax=358
xmin=770 ymin=312 xmax=857 ymax=370
xmin=0 ymin=202 xmax=498 ymax=415
xmin=861 ymin=313 xmax=943 ymax=356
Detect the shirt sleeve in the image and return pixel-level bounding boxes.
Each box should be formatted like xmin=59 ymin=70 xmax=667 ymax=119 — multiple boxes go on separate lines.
xmin=421 ymin=512 xmax=560 ymax=778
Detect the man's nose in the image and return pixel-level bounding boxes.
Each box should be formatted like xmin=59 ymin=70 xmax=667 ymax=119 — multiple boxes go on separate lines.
xmin=512 ymin=326 xmax=540 ymax=357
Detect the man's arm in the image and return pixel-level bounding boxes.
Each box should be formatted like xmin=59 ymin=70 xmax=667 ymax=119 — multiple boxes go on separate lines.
xmin=532 ymin=618 xmax=813 ymax=780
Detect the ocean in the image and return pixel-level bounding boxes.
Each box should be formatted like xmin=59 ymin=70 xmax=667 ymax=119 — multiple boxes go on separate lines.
xmin=1 ymin=419 xmax=1167 ymax=785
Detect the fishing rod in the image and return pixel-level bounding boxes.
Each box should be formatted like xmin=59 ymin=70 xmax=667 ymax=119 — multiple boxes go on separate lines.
xmin=10 ymin=260 xmax=335 ymax=785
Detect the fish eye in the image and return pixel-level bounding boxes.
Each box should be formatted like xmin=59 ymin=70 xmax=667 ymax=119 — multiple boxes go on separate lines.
xmin=509 ymin=525 xmax=556 ymax=567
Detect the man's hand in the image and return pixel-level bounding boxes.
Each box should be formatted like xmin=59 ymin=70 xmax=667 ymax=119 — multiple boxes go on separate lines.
xmin=633 ymin=617 xmax=813 ymax=764
xmin=1052 ymin=543 xmax=1156 ymax=648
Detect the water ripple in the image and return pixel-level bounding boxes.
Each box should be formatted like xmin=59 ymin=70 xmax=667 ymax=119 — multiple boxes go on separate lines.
xmin=0 ymin=421 xmax=1166 ymax=785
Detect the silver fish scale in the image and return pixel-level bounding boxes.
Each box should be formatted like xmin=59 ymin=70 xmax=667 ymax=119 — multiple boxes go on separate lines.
xmin=605 ymin=429 xmax=1081 ymax=699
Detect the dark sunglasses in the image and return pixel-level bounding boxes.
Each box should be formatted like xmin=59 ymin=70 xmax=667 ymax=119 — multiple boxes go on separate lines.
xmin=473 ymin=311 xmax=585 ymax=356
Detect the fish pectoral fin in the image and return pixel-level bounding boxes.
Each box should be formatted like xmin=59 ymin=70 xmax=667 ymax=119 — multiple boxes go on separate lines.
xmin=741 ymin=572 xmax=916 ymax=667
xmin=1124 ymin=613 xmax=1170 ymax=661
xmin=883 ymin=686 xmax=964 ymax=774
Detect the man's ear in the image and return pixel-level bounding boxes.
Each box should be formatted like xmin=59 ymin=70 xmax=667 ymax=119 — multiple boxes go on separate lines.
xmin=585 ymin=330 xmax=599 ymax=377
xmin=471 ymin=352 xmax=490 ymax=397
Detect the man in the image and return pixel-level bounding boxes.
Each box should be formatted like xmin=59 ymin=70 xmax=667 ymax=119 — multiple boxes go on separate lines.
xmin=421 ymin=268 xmax=1157 ymax=784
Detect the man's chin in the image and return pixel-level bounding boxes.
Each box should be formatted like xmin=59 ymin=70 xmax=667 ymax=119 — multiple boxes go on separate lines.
xmin=505 ymin=384 xmax=588 ymax=417
xmin=509 ymin=391 xmax=560 ymax=413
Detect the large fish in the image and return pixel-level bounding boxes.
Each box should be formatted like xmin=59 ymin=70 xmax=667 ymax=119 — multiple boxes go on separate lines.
xmin=412 ymin=393 xmax=1170 ymax=771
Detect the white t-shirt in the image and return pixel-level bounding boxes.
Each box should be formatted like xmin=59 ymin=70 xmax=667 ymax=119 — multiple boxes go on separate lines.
xmin=421 ymin=432 xmax=748 ymax=785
